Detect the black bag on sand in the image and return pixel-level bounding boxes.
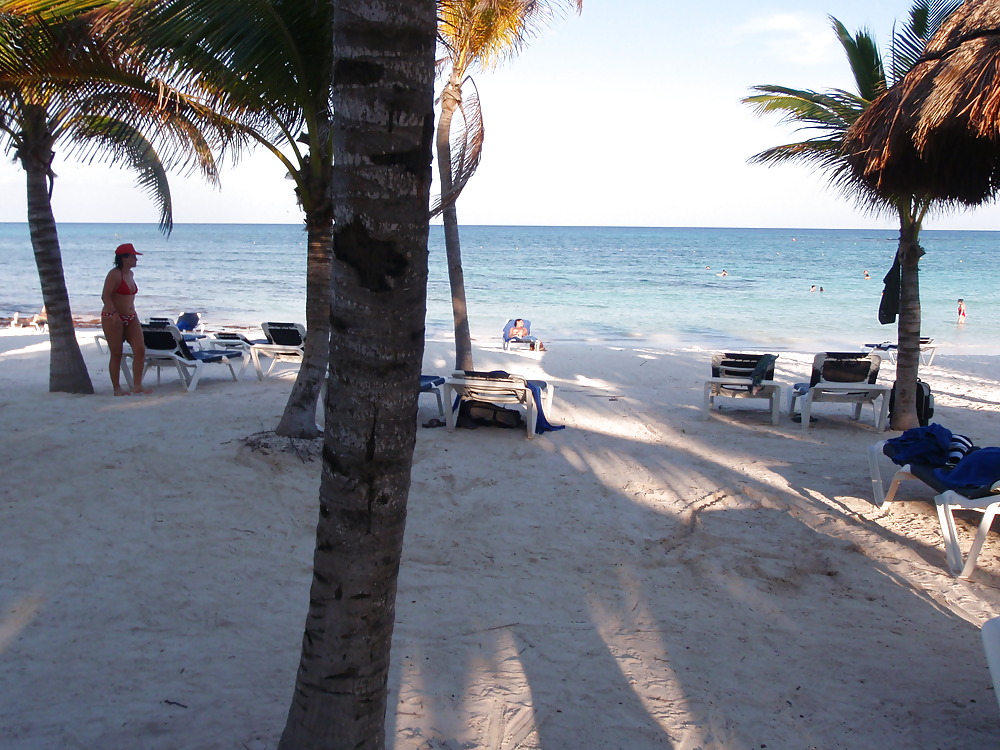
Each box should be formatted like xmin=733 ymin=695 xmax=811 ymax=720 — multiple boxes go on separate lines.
xmin=456 ymin=399 xmax=524 ymax=429
xmin=888 ymin=378 xmax=935 ymax=427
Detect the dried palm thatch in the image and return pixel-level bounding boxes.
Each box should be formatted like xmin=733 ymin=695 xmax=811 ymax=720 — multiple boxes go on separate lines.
xmin=845 ymin=0 xmax=1000 ymax=204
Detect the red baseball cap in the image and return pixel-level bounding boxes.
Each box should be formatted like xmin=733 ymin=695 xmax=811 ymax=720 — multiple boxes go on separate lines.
xmin=115 ymin=243 xmax=142 ymax=255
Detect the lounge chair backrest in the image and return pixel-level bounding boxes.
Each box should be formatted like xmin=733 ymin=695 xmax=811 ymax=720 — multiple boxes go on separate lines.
xmin=460 ymin=369 xmax=527 ymax=386
xmin=711 ymin=353 xmax=775 ymax=380
xmin=502 ymin=319 xmax=531 ymax=341
xmin=262 ymin=322 xmax=305 ymax=347
xmin=142 ymin=324 xmax=178 ymax=351
xmin=147 ymin=317 xmax=171 ymax=328
xmin=142 ymin=324 xmax=198 ymax=360
xmin=213 ymin=331 xmax=251 ymax=344
xmin=811 ymin=352 xmax=879 ymax=387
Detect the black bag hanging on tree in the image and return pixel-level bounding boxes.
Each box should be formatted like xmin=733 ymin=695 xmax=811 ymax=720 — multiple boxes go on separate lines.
xmin=878 ymin=252 xmax=901 ymax=325
xmin=888 ymin=379 xmax=935 ymax=427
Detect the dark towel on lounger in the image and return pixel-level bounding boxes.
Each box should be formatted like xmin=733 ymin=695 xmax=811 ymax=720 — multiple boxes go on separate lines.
xmin=933 ymin=448 xmax=1000 ymax=490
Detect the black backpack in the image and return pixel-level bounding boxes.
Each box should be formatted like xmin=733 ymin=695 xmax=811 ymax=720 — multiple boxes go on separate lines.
xmin=888 ymin=379 xmax=935 ymax=426
xmin=455 ymin=399 xmax=524 ymax=429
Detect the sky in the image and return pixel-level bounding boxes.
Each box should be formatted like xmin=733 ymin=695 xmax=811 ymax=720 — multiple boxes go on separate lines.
xmin=3 ymin=0 xmax=999 ymax=231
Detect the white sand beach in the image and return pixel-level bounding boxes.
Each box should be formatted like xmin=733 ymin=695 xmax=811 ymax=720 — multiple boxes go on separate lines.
xmin=3 ymin=328 xmax=1000 ymax=749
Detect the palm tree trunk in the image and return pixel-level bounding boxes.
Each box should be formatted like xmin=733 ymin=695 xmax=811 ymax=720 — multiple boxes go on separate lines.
xmin=277 ymin=0 xmax=436 ymax=747
xmin=891 ymin=208 xmax=924 ymax=431
xmin=437 ymin=80 xmax=474 ymax=371
xmin=276 ymin=210 xmax=333 ymax=439
xmin=24 ymin=154 xmax=94 ymax=394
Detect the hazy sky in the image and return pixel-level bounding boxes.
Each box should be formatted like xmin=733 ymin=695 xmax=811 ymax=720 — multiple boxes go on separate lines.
xmin=3 ymin=0 xmax=998 ymax=230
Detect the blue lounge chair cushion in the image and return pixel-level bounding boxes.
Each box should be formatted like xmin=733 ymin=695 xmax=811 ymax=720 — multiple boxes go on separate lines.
xmin=420 ymin=375 xmax=445 ymax=391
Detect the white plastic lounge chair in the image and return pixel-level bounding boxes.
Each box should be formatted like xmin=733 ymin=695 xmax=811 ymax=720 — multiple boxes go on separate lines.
xmin=123 ymin=324 xmax=243 ymax=392
xmin=982 ymin=617 xmax=1000 ymax=711
xmin=420 ymin=375 xmax=445 ymax=416
xmin=250 ymin=322 xmax=306 ymax=378
xmin=203 ymin=331 xmax=264 ymax=380
xmin=868 ymin=438 xmax=1000 ymax=578
xmin=502 ymin=319 xmax=541 ymax=351
xmin=790 ymin=352 xmax=889 ymax=431
xmin=442 ymin=370 xmax=555 ymax=439
xmin=862 ymin=337 xmax=937 ymax=366
xmin=704 ymin=353 xmax=782 ymax=425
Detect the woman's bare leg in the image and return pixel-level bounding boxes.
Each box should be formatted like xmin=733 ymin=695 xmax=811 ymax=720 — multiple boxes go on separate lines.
xmin=101 ymin=315 xmax=128 ymax=396
xmin=123 ymin=321 xmax=151 ymax=394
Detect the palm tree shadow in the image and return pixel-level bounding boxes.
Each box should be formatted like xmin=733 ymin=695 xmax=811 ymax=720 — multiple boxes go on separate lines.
xmin=388 ymin=355 xmax=1000 ymax=748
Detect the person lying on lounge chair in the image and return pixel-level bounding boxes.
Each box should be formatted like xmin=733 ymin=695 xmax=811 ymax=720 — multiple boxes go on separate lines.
xmin=508 ymin=319 xmax=546 ymax=351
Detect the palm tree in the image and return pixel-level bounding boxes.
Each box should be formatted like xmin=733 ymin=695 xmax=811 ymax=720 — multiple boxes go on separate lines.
xmin=0 ymin=0 xmax=224 ymax=394
xmin=742 ymin=0 xmax=962 ymax=430
xmin=275 ymin=2 xmax=437 ymax=747
xmin=434 ymin=0 xmax=581 ymax=371
xmin=127 ymin=0 xmax=337 ymax=438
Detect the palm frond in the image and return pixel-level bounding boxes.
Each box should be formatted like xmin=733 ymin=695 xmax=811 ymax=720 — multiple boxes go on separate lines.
xmin=66 ymin=115 xmax=175 ymax=231
xmin=438 ymin=0 xmax=580 ymax=76
xmin=430 ymin=75 xmax=484 ymax=216
xmin=829 ymin=16 xmax=886 ymax=101
xmin=889 ymin=0 xmax=964 ymax=84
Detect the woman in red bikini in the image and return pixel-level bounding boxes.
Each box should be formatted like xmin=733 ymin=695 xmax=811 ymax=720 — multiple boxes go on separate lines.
xmin=101 ymin=243 xmax=149 ymax=395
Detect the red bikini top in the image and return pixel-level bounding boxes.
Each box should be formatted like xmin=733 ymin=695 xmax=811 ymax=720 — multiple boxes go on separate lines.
xmin=116 ymin=272 xmax=137 ymax=296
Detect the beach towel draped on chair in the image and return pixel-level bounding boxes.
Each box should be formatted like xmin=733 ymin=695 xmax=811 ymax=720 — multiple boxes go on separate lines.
xmin=704 ymin=352 xmax=782 ymax=425
xmin=443 ymin=370 xmax=561 ymax=439
xmin=869 ymin=426 xmax=1000 ymax=578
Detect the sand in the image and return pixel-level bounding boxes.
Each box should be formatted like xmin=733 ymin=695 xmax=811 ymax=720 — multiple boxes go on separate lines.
xmin=2 ymin=327 xmax=1000 ymax=749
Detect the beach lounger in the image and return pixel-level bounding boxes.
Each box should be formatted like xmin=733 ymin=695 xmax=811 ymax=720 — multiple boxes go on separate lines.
xmin=148 ymin=313 xmax=206 ymax=334
xmin=703 ymin=352 xmax=782 ymax=425
xmin=983 ymin=617 xmax=1000 ymax=711
xmin=502 ymin=319 xmax=541 ymax=351
xmin=790 ymin=352 xmax=889 ymax=431
xmin=250 ymin=322 xmax=306 ymax=378
xmin=869 ymin=433 xmax=1000 ymax=578
xmin=123 ymin=324 xmax=244 ymax=392
xmin=420 ymin=375 xmax=446 ymax=416
xmin=862 ymin=337 xmax=937 ymax=365
xmin=203 ymin=332 xmax=265 ymax=379
xmin=443 ymin=370 xmax=558 ymax=439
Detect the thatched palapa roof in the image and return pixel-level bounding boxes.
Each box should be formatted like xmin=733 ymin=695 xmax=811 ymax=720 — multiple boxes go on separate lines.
xmin=845 ymin=0 xmax=1000 ymax=204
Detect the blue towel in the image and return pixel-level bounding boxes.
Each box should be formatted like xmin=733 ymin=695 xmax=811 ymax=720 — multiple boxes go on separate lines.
xmin=526 ymin=380 xmax=564 ymax=435
xmin=933 ymin=448 xmax=1000 ymax=490
xmin=885 ymin=423 xmax=952 ymax=467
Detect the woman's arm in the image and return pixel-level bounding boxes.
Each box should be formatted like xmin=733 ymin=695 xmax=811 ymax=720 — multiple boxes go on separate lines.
xmin=101 ymin=271 xmax=119 ymax=313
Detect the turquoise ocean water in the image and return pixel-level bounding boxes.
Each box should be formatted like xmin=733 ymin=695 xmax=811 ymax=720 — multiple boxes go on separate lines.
xmin=1 ymin=223 xmax=996 ymax=352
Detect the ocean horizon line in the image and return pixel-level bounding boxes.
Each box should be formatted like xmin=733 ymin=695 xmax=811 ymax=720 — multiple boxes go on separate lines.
xmin=3 ymin=221 xmax=998 ymax=233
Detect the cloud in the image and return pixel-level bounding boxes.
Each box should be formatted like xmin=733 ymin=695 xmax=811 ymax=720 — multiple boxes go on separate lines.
xmin=737 ymin=12 xmax=841 ymax=66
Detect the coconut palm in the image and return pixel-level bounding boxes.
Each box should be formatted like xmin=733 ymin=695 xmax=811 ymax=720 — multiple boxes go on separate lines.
xmin=434 ymin=0 xmax=582 ymax=371
xmin=742 ymin=0 xmax=963 ymax=430
xmin=126 ymin=0 xmax=337 ymax=438
xmin=274 ymin=2 xmax=437 ymax=748
xmin=0 ymin=0 xmax=224 ymax=394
